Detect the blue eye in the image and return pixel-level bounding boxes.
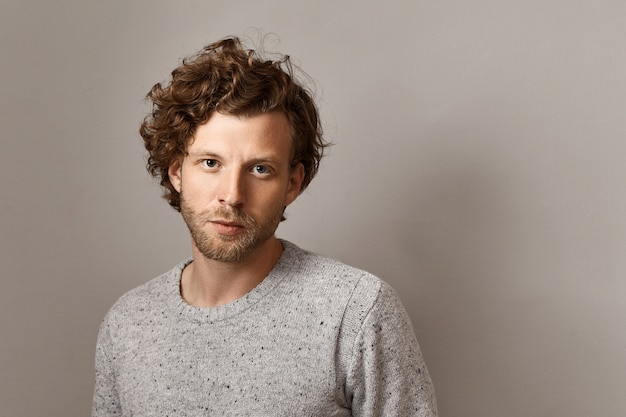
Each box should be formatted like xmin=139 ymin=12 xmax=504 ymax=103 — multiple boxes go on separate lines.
xmin=253 ymin=165 xmax=269 ymax=174
xmin=203 ymin=159 xmax=218 ymax=168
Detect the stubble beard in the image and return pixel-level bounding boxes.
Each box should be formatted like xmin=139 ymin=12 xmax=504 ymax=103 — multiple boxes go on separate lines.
xmin=179 ymin=192 xmax=281 ymax=263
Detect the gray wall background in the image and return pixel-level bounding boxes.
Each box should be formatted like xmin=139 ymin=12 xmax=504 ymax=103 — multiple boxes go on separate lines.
xmin=1 ymin=1 xmax=625 ymax=416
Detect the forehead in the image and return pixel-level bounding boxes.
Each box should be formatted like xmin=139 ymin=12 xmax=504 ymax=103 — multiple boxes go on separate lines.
xmin=187 ymin=111 xmax=292 ymax=157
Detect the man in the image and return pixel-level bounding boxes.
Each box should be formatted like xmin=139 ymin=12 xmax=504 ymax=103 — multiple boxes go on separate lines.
xmin=93 ymin=37 xmax=437 ymax=416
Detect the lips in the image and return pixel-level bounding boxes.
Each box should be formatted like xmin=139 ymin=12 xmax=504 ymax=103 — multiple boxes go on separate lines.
xmin=210 ymin=220 xmax=246 ymax=236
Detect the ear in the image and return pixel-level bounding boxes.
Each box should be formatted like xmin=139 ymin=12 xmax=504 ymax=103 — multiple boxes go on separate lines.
xmin=285 ymin=163 xmax=305 ymax=206
xmin=168 ymin=159 xmax=183 ymax=193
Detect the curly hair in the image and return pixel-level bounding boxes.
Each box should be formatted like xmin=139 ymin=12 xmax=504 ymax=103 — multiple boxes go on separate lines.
xmin=140 ymin=36 xmax=328 ymax=212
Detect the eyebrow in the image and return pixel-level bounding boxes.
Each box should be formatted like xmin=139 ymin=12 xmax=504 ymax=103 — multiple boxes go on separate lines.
xmin=187 ymin=150 xmax=220 ymax=158
xmin=187 ymin=150 xmax=282 ymax=165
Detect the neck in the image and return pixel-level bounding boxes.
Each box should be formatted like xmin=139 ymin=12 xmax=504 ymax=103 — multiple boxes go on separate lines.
xmin=180 ymin=237 xmax=283 ymax=307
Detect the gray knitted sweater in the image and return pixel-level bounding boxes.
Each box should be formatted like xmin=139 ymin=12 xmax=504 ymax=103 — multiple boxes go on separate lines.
xmin=92 ymin=241 xmax=437 ymax=416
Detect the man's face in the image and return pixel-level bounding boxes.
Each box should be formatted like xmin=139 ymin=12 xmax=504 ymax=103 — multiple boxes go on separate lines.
xmin=168 ymin=111 xmax=304 ymax=263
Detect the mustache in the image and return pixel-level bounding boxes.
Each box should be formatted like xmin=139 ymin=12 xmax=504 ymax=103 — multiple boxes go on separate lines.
xmin=202 ymin=207 xmax=256 ymax=226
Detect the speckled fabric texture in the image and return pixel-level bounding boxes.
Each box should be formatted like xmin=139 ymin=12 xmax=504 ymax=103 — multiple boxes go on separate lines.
xmin=92 ymin=240 xmax=437 ymax=416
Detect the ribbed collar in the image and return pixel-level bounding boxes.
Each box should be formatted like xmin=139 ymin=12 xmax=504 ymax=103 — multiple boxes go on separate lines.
xmin=165 ymin=239 xmax=300 ymax=324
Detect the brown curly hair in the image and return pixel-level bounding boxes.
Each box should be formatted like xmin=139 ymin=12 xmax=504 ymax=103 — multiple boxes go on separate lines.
xmin=140 ymin=36 xmax=328 ymax=212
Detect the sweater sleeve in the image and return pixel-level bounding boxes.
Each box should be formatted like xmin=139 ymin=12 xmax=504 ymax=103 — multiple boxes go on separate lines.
xmin=346 ymin=282 xmax=438 ymax=417
xmin=92 ymin=318 xmax=122 ymax=417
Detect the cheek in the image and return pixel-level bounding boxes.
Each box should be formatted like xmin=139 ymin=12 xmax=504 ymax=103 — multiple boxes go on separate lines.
xmin=251 ymin=186 xmax=289 ymax=210
xmin=181 ymin=177 xmax=217 ymax=204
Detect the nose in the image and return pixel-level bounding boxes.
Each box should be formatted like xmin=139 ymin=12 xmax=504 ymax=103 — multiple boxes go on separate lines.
xmin=217 ymin=169 xmax=245 ymax=207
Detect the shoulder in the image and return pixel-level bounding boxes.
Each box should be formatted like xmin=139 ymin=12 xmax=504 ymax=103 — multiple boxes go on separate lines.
xmin=281 ymin=240 xmax=384 ymax=294
xmin=280 ymin=240 xmax=396 ymax=326
xmin=100 ymin=259 xmax=189 ymax=329
xmin=283 ymin=241 xmax=382 ymax=286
